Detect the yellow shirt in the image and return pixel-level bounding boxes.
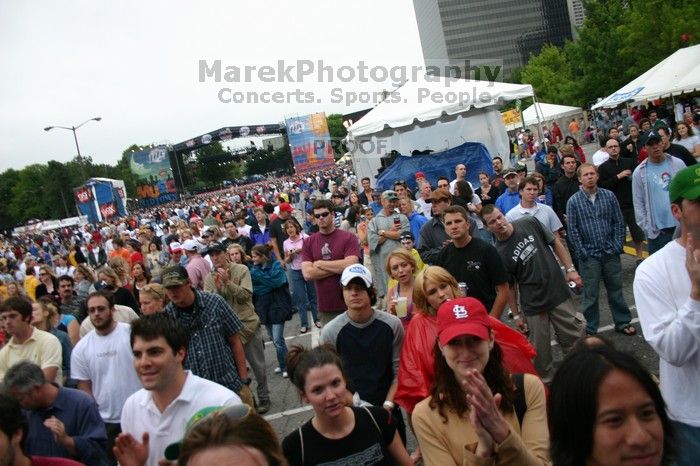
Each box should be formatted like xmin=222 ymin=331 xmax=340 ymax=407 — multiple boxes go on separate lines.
xmin=0 ymin=328 xmax=63 ymax=382
xmin=23 ymin=276 xmax=40 ymax=302
xmin=412 ymin=373 xmax=550 ymax=466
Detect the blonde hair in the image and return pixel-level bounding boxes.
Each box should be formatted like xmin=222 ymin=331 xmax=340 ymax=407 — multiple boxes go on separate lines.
xmin=39 ymin=265 xmax=56 ymax=281
xmin=227 ymin=244 xmax=249 ymax=264
xmin=384 ymin=248 xmax=417 ymax=277
xmin=413 ymin=266 xmax=460 ymax=316
xmin=98 ymin=266 xmax=123 ymax=288
xmin=33 ymin=298 xmax=60 ymax=331
xmin=108 ymin=257 xmax=129 ymax=284
xmin=75 ymin=264 xmax=95 ymax=283
xmin=139 ymin=283 xmax=168 ymax=304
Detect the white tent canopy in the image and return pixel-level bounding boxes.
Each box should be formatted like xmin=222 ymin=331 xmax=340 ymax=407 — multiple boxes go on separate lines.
xmin=521 ymin=102 xmax=582 ymax=126
xmin=348 ymin=75 xmax=533 ymax=136
xmin=592 ymin=44 xmax=700 ymax=109
xmin=346 ymin=75 xmax=533 ymax=182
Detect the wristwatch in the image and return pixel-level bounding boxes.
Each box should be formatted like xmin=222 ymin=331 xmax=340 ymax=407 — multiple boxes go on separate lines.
xmin=383 ymin=400 xmax=395 ymax=410
xmin=565 ymin=266 xmax=576 ymax=273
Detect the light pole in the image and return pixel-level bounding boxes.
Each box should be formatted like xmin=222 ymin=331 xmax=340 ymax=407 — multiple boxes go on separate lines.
xmin=44 ymin=117 xmax=102 ymax=179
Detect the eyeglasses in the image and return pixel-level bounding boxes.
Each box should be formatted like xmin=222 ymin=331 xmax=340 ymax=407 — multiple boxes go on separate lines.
xmin=314 ymin=211 xmax=331 ymax=219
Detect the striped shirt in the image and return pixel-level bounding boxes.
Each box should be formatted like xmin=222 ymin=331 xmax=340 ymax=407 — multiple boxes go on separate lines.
xmin=566 ymin=187 xmax=625 ymax=259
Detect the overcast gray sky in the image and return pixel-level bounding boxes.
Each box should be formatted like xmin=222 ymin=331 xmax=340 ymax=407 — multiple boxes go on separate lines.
xmin=0 ymin=0 xmax=424 ymax=172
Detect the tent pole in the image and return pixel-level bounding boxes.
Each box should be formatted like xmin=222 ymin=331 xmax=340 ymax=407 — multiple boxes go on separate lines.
xmin=532 ymin=92 xmax=547 ymax=153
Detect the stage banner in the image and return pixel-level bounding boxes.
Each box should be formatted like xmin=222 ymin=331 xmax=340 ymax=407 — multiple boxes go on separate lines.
xmin=285 ymin=113 xmax=336 ymax=174
xmin=130 ymin=146 xmax=179 ymax=208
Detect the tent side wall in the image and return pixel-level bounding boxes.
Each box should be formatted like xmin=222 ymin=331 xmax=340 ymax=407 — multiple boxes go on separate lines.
xmin=351 ymin=107 xmax=510 ymax=183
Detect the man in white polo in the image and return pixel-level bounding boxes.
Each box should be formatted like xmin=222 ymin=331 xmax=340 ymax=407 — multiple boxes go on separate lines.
xmin=114 ymin=313 xmax=241 ymax=466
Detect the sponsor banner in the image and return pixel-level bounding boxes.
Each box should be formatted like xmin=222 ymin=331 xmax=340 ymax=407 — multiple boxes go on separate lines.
xmin=74 ymin=186 xmax=93 ymax=204
xmin=99 ymin=202 xmax=117 ymax=219
xmin=285 ymin=113 xmax=336 ymax=174
xmin=130 ymin=146 xmax=178 ymax=207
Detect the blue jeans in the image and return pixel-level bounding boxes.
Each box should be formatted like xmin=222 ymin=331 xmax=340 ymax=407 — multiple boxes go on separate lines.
xmin=266 ymin=324 xmax=288 ymax=371
xmin=579 ymin=254 xmax=632 ymax=334
xmin=290 ymin=269 xmax=318 ymax=327
xmin=672 ymin=421 xmax=700 ymax=465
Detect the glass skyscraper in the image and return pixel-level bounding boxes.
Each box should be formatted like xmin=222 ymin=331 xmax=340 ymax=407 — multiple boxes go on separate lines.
xmin=413 ymin=0 xmax=574 ymax=79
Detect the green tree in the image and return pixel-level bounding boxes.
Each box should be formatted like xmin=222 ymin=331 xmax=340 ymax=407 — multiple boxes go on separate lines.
xmin=195 ymin=142 xmax=230 ymax=186
xmin=326 ymin=113 xmax=347 ymax=156
xmin=618 ymin=0 xmax=700 ymax=82
xmin=0 ymin=169 xmax=20 ymax=229
xmin=9 ymin=165 xmax=51 ymax=223
xmin=246 ymin=146 xmax=293 ymax=176
xmin=45 ymin=161 xmax=77 ymax=218
xmin=520 ymin=44 xmax=577 ymax=105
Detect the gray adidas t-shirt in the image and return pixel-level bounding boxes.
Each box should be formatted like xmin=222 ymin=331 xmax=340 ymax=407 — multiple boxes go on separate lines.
xmin=495 ymin=216 xmax=570 ymax=315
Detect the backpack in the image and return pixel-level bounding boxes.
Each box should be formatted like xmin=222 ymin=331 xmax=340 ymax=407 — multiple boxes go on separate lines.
xmin=512 ymin=373 xmax=528 ymax=427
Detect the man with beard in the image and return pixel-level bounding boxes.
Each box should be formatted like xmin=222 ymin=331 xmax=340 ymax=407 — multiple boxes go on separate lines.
xmin=70 ymin=291 xmax=142 ymax=465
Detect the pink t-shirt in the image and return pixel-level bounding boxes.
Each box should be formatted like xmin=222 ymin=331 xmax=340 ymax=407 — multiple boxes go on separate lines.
xmin=301 ymin=228 xmax=361 ymax=313
xmin=284 ymin=233 xmax=308 ymax=270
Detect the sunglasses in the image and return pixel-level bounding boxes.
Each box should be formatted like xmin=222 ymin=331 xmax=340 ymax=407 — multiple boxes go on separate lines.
xmin=314 ymin=211 xmax=331 ymax=219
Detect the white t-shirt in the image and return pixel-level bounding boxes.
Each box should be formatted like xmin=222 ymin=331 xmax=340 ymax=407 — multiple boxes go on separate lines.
xmin=71 ymin=322 xmax=141 ymax=422
xmin=633 ymin=240 xmax=700 ymax=427
xmin=120 ymin=371 xmax=242 ymax=466
xmin=591 ymin=149 xmax=609 ymax=166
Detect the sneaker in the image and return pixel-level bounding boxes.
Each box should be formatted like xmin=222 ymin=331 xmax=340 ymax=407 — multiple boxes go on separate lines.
xmin=314 ymin=321 xmax=322 ymax=329
xmin=282 ymin=371 xmax=288 ymax=378
xmin=256 ymin=400 xmax=271 ymax=414
xmin=274 ymin=367 xmax=282 ymax=374
xmin=300 ymin=326 xmax=308 ymax=334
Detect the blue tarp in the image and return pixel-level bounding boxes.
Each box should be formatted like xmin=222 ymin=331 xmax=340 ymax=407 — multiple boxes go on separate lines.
xmin=375 ymin=142 xmax=494 ymax=192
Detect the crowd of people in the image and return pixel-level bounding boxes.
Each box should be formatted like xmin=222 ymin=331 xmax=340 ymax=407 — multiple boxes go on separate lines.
xmin=0 ymin=106 xmax=699 ymax=465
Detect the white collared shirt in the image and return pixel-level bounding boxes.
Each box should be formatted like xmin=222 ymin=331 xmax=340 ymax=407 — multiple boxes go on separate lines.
xmin=120 ymin=371 xmax=241 ymax=466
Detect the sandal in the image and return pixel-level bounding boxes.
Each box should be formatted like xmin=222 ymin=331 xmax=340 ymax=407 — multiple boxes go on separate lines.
xmin=300 ymin=326 xmax=308 ymax=334
xmin=615 ymin=324 xmax=637 ymax=336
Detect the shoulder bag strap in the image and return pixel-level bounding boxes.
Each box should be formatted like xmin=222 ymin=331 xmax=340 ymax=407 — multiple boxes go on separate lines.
xmin=298 ymin=426 xmax=305 ymax=464
xmin=362 ymin=406 xmax=384 ymax=444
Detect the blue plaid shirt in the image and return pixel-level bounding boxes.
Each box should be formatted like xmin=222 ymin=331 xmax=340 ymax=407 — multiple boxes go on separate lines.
xmin=166 ymin=289 xmax=244 ymax=392
xmin=566 ymin=187 xmax=625 ymax=259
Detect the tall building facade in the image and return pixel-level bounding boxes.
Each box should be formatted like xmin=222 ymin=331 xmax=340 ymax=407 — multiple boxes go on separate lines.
xmin=413 ymin=0 xmax=573 ymax=79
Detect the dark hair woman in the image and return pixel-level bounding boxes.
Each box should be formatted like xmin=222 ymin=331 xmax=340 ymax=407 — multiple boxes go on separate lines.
xmin=549 ymin=346 xmax=673 ymax=466
xmin=282 ymin=344 xmax=412 ymax=466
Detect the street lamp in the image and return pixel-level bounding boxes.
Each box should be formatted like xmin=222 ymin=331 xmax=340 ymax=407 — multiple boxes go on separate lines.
xmin=44 ymin=117 xmax=101 ymax=181
xmin=44 ymin=116 xmax=102 ymax=159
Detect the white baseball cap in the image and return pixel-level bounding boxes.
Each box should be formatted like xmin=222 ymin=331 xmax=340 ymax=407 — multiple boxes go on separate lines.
xmin=340 ymin=264 xmax=373 ymax=288
xmin=182 ymin=239 xmax=199 ymax=252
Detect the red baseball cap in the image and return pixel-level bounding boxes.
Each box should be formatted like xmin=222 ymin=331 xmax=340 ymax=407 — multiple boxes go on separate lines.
xmin=279 ymin=202 xmax=294 ymax=213
xmin=437 ymin=297 xmax=491 ymax=345
xmin=415 ymin=171 xmax=426 ymax=179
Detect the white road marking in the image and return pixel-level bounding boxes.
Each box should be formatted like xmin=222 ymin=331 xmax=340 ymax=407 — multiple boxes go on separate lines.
xmin=264 ymin=404 xmax=312 ymax=421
